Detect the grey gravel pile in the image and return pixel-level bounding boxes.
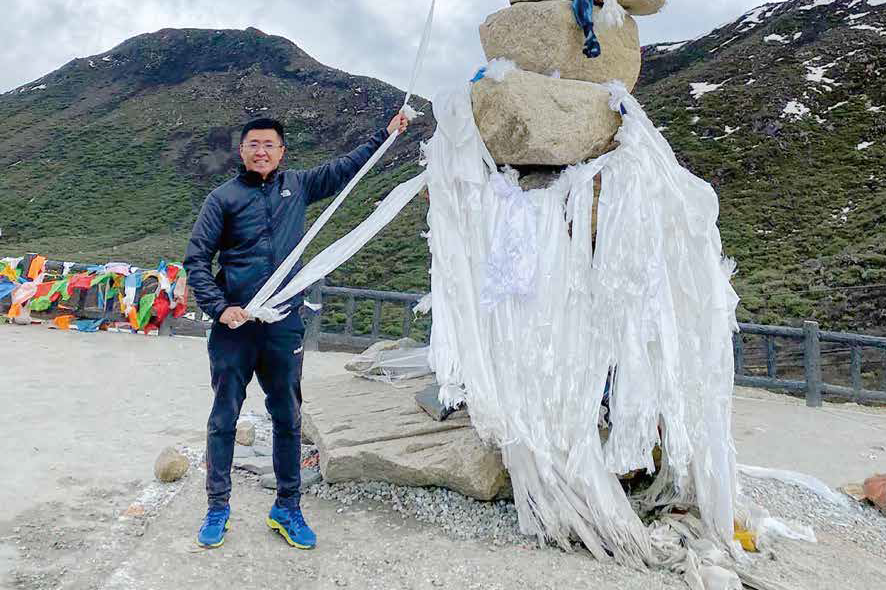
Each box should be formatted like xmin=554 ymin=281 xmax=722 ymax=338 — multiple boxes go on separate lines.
xmin=739 ymin=473 xmax=886 ymax=559
xmin=310 ymin=481 xmax=530 ymax=546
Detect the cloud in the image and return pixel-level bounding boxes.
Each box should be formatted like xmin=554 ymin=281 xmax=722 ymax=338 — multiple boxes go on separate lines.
xmin=1 ymin=0 xmax=782 ymax=97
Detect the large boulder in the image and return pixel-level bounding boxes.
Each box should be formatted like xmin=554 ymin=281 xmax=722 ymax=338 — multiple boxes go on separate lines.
xmin=509 ymin=0 xmax=666 ymax=16
xmin=302 ymin=374 xmax=511 ymax=501
xmin=483 ymin=1 xmax=641 ymax=89
xmin=618 ymin=0 xmax=667 ymax=16
xmin=472 ymin=69 xmax=621 ymax=166
xmin=319 ymin=427 xmax=510 ymax=502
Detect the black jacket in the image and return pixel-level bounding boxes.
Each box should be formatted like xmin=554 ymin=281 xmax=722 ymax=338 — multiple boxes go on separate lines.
xmin=184 ymin=128 xmax=390 ymax=322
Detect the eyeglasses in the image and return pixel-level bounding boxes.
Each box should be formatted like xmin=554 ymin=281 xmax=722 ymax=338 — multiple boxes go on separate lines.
xmin=242 ymin=142 xmax=284 ymax=152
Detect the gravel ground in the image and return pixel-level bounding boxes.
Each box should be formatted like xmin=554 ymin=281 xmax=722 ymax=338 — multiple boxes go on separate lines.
xmin=311 ymin=481 xmax=527 ymax=546
xmin=238 ymin=410 xmax=530 ymax=546
xmin=240 ymin=406 xmax=886 ymax=560
xmin=305 ymin=472 xmax=886 ymax=553
xmin=740 ymin=472 xmax=886 ymax=560
xmin=6 ymin=432 xmax=886 ymax=589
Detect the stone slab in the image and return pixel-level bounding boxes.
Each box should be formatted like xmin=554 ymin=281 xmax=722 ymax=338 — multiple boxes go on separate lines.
xmin=233 ymin=455 xmax=274 ymax=476
xmin=302 ymin=373 xmax=510 ymax=501
xmin=253 ymin=445 xmax=273 ymax=457
xmin=233 ymin=444 xmax=255 ymax=458
xmin=415 ymin=384 xmax=462 ymax=422
xmin=259 ymin=468 xmax=322 ymax=491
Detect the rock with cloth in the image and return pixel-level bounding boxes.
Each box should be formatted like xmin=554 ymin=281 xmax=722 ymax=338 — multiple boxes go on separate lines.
xmin=241 ymin=75 xmax=819 ymax=585
xmin=421 ymin=80 xmax=821 ymax=585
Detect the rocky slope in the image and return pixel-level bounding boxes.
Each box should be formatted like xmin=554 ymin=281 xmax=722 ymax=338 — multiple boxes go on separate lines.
xmin=636 ymin=0 xmax=886 ymax=331
xmin=0 ymin=27 xmax=432 ymax=293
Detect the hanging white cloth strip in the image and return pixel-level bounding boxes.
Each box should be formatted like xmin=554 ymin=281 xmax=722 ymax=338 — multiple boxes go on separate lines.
xmin=245 ymin=0 xmax=436 ymax=323
xmin=256 ymin=173 xmax=428 ymax=320
xmin=423 ymin=76 xmax=741 ymax=565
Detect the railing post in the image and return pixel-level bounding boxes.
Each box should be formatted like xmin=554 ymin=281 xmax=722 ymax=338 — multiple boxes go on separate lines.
xmin=733 ymin=333 xmax=745 ymax=376
xmin=158 ymin=314 xmax=173 ymax=337
xmin=345 ymin=296 xmax=356 ymax=336
xmin=371 ymin=300 xmax=382 ymax=339
xmin=850 ymin=346 xmax=863 ymax=395
xmin=881 ymin=349 xmax=886 ymax=393
xmin=766 ymin=335 xmax=777 ymax=378
xmin=304 ymin=279 xmax=324 ymax=351
xmin=803 ymin=321 xmax=822 ymax=407
xmin=402 ymin=301 xmax=413 ymax=338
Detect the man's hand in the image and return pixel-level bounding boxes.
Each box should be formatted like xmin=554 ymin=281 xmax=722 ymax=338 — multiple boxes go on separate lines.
xmin=220 ymin=306 xmax=250 ymax=329
xmin=387 ymin=113 xmax=409 ymax=136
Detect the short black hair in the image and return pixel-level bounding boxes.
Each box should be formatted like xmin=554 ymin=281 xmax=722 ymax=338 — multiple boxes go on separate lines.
xmin=240 ymin=118 xmax=285 ymax=145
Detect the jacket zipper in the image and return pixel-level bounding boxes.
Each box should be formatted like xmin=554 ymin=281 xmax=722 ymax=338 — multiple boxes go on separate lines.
xmin=261 ymin=181 xmax=276 ymax=268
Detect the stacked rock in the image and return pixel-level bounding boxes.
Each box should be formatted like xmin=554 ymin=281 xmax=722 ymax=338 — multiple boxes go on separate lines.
xmin=472 ymin=0 xmax=665 ymax=173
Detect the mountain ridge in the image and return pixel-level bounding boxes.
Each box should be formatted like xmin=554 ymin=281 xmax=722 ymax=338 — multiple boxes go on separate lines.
xmin=1 ymin=0 xmax=884 ymax=332
xmin=633 ymin=0 xmax=886 ymax=332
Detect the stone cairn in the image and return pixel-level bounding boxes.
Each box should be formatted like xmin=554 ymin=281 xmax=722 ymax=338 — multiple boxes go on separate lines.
xmin=472 ymin=0 xmax=666 ymax=189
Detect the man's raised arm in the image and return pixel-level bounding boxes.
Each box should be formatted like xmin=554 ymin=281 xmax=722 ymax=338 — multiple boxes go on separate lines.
xmin=301 ymin=114 xmax=409 ymax=205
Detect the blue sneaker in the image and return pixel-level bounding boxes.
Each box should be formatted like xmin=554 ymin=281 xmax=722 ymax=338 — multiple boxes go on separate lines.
xmin=267 ymin=503 xmax=316 ymax=549
xmin=197 ymin=505 xmax=230 ymax=548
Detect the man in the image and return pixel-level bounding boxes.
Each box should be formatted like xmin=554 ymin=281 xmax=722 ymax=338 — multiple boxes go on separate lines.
xmin=184 ymin=112 xmax=409 ymax=549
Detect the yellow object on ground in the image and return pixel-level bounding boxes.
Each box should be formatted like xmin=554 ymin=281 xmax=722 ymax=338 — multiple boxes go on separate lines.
xmin=733 ymin=521 xmax=758 ymax=552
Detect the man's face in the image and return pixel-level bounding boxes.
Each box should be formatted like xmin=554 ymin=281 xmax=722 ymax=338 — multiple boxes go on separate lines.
xmin=239 ymin=129 xmax=286 ymax=178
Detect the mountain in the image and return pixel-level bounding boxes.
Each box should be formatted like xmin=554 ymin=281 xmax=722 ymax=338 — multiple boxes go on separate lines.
xmin=635 ymin=0 xmax=886 ymax=332
xmin=0 ymin=27 xmax=432 ymax=293
xmin=1 ymin=0 xmax=885 ymax=333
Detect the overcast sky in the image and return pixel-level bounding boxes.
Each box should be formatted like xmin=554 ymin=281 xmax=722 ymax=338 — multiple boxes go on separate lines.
xmin=3 ymin=0 xmax=781 ymax=98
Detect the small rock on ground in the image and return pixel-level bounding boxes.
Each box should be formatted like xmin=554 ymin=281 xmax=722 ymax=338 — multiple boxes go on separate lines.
xmin=153 ymin=447 xmax=189 ymax=483
xmin=863 ymin=474 xmax=886 ymax=513
xmin=235 ymin=422 xmax=256 ymax=446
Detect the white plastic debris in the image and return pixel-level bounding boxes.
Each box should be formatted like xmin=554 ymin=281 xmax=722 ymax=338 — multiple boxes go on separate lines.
xmin=346 ymin=345 xmax=432 ymax=384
